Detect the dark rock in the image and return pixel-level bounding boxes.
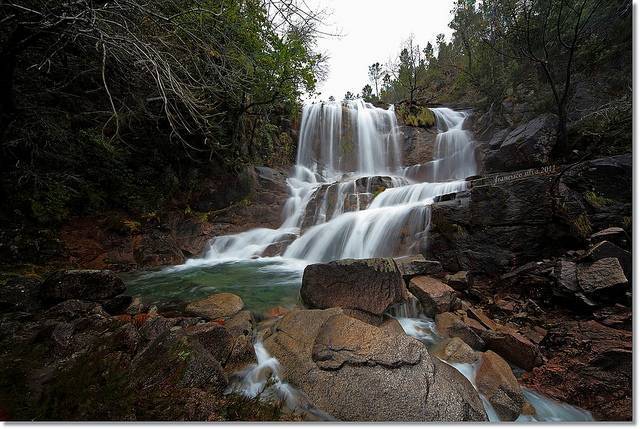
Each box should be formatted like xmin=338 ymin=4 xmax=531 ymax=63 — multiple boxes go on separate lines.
xmin=44 ymin=299 xmax=110 ymax=321
xmin=581 ymin=241 xmax=631 ymax=281
xmin=102 ymin=295 xmax=133 ymax=315
xmin=522 ymin=320 xmax=632 ymax=421
xmin=476 ymin=351 xmax=525 ymax=421
xmin=264 ymin=308 xmax=487 ymax=421
xmin=445 ymin=271 xmax=469 ymax=290
xmin=590 ymin=227 xmax=629 ymax=249
xmin=0 ymin=275 xmax=43 ymax=312
xmin=40 ymin=270 xmax=126 ymax=304
xmin=301 ymin=258 xmax=408 ymax=316
xmin=186 ymin=322 xmax=234 ymax=363
xmin=133 ymin=230 xmax=185 ymax=268
xmin=408 ymin=276 xmax=458 ymax=317
xmin=577 ymin=257 xmax=628 ymax=297
xmin=483 ymin=114 xmax=557 ymax=173
xmin=393 ymin=255 xmax=442 ymax=279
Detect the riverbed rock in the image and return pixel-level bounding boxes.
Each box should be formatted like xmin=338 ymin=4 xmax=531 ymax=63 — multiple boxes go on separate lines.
xmin=482 ymin=114 xmax=557 ymax=173
xmin=435 ymin=312 xmax=486 ymax=351
xmin=476 ymin=351 xmax=525 ymax=421
xmin=40 ymin=270 xmax=126 ymax=304
xmin=393 ymin=255 xmax=443 ymax=279
xmin=0 ymin=274 xmax=43 ymax=312
xmin=581 ymin=241 xmax=631 ymax=281
xmin=300 ymin=258 xmax=408 ymax=316
xmin=408 ymin=276 xmax=458 ymax=317
xmin=431 ymin=337 xmax=478 ymax=364
xmin=522 ymin=320 xmax=632 ymax=421
xmin=480 ymin=328 xmax=543 ymax=371
xmin=185 ymin=293 xmax=244 ymax=320
xmin=445 ymin=271 xmax=469 ymax=290
xmin=589 ymin=227 xmax=629 ymax=249
xmin=577 ymin=257 xmax=628 ymax=297
xmin=263 ymin=308 xmax=487 ymax=421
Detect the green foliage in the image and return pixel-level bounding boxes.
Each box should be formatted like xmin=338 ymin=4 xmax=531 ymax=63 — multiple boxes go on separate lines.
xmin=1 ymin=0 xmax=325 ymax=224
xmin=584 ymin=191 xmax=616 ymax=209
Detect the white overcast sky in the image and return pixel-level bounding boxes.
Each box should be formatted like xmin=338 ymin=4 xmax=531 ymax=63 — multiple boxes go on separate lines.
xmin=308 ymin=0 xmax=455 ymax=101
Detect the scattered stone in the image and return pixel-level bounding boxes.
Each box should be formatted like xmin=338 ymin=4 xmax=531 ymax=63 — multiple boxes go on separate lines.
xmin=577 ymin=257 xmax=628 ymax=297
xmin=393 ymin=255 xmax=442 ymax=279
xmin=476 ymin=351 xmax=525 ymax=421
xmin=40 ymin=270 xmax=126 ymax=304
xmin=408 ymin=276 xmax=458 ymax=317
xmin=466 ymin=308 xmax=500 ymax=331
xmin=590 ymin=227 xmax=629 ymax=249
xmin=480 ymin=328 xmax=543 ymax=371
xmin=263 ymin=308 xmax=487 ymax=421
xmin=431 ymin=337 xmax=478 ymax=364
xmin=552 ymin=259 xmax=579 ymax=298
xmin=435 ymin=312 xmax=486 ymax=351
xmin=185 ymin=293 xmax=244 ymax=320
xmin=301 ymin=258 xmax=408 ymax=316
xmin=522 ymin=320 xmax=632 ymax=421
xmin=445 ymin=271 xmax=469 ymax=290
xmin=582 ymin=241 xmax=631 ymax=280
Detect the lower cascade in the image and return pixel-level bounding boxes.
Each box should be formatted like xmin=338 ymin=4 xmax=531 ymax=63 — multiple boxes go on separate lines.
xmin=195 ymin=100 xmax=475 ymax=263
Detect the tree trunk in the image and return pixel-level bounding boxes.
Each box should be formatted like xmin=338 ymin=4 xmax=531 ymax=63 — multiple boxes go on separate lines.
xmin=555 ymin=103 xmax=569 ymax=157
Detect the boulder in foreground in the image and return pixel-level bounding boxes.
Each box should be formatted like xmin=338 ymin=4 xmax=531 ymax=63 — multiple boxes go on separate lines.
xmin=263 ymin=308 xmax=487 ymax=421
xmin=301 ymin=258 xmax=408 ymax=316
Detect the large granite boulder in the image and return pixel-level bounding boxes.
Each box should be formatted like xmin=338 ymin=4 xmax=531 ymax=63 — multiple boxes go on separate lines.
xmin=482 ymin=114 xmax=557 ymax=173
xmin=263 ymin=308 xmax=487 ymax=421
xmin=40 ymin=270 xmax=126 ymax=304
xmin=301 ymin=258 xmax=408 ymax=316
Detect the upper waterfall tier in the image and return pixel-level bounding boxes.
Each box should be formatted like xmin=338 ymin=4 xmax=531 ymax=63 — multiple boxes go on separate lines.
xmin=189 ymin=101 xmax=478 ymax=264
xmin=296 ymin=100 xmax=402 ymax=178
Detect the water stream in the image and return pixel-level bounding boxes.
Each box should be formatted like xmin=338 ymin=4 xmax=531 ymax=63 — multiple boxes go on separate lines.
xmin=125 ymin=100 xmax=592 ymax=421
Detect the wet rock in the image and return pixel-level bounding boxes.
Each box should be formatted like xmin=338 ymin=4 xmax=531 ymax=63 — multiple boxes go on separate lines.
xmin=522 ymin=320 xmax=632 ymax=421
xmin=476 ymin=351 xmax=525 ymax=421
xmin=431 ymin=337 xmax=478 ymax=364
xmin=435 ymin=312 xmax=486 ymax=351
xmin=185 ymin=293 xmax=244 ymax=320
xmin=577 ymin=257 xmax=628 ymax=297
xmin=186 ymin=322 xmax=234 ymax=363
xmin=483 ymin=114 xmax=557 ymax=173
xmin=445 ymin=271 xmax=469 ymax=290
xmin=590 ymin=227 xmax=629 ymax=249
xmin=480 ymin=328 xmax=543 ymax=371
xmin=223 ymin=310 xmax=257 ymax=374
xmin=393 ymin=255 xmax=442 ymax=279
xmin=40 ymin=270 xmax=126 ymax=304
xmin=264 ymin=308 xmax=487 ymax=421
xmin=301 ymin=258 xmax=407 ymax=316
xmin=408 ymin=276 xmax=458 ymax=317
xmin=261 ymin=234 xmax=297 ymax=257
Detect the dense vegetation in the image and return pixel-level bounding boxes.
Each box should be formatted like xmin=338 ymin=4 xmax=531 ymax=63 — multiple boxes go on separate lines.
xmin=0 ymin=0 xmax=326 ymax=225
xmin=361 ymin=0 xmax=631 ymax=154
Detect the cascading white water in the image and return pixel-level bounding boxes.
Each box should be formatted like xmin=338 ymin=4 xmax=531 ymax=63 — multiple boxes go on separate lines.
xmin=192 ymin=101 xmax=476 ymax=264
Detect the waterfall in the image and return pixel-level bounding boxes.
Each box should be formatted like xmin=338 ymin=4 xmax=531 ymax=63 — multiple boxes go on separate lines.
xmin=193 ymin=101 xmax=476 ymax=264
